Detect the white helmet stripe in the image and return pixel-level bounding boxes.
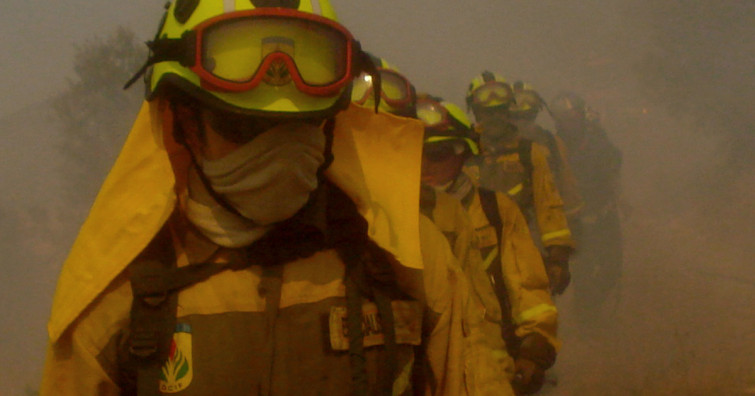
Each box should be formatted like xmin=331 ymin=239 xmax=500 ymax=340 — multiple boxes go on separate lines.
xmin=224 ymin=0 xmax=236 ymax=12
xmin=310 ymin=0 xmax=322 ymax=15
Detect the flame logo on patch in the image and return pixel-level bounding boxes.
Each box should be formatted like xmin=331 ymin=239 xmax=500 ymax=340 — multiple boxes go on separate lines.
xmin=263 ymin=60 xmax=293 ymax=86
xmin=159 ymin=324 xmax=193 ymax=393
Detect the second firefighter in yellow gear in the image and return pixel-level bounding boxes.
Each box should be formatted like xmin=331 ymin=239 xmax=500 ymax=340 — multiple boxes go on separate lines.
xmin=464 ymin=71 xmax=575 ymax=295
xmin=417 ymin=94 xmax=559 ymax=395
xmin=509 ymin=80 xmax=583 ymax=220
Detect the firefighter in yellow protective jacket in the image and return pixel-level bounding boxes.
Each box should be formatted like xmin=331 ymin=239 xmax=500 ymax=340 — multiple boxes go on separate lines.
xmin=351 ymin=59 xmax=517 ymax=395
xmin=509 ymin=81 xmax=583 ymax=221
xmin=41 ymin=2 xmax=468 ymax=395
xmin=417 ymin=95 xmax=559 ymax=395
xmin=463 ymin=71 xmax=575 ymax=295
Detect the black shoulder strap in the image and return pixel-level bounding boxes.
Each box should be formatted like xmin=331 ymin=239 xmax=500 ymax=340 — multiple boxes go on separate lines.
xmin=127 ymin=225 xmax=179 ymax=396
xmin=542 ymin=130 xmax=562 ymax=180
xmin=518 ymin=138 xmax=534 ymax=190
xmin=477 ymin=189 xmax=521 ymax=355
xmin=127 ymin=225 xmax=238 ymax=396
xmin=478 ymin=189 xmax=502 ymax=242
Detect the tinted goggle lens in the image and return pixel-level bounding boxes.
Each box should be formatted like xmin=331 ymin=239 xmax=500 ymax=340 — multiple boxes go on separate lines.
xmin=351 ymin=72 xmax=373 ymax=104
xmin=351 ymin=70 xmax=410 ymax=104
xmin=473 ymin=83 xmax=513 ymax=107
xmin=379 ymin=70 xmax=410 ymax=103
xmin=201 ymin=16 xmax=348 ymax=86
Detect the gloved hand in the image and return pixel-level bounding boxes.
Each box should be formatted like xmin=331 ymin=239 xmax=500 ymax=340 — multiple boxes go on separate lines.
xmin=512 ymin=333 xmax=556 ymax=395
xmin=545 ymin=245 xmax=572 ymax=295
xmin=512 ymin=357 xmax=545 ymax=395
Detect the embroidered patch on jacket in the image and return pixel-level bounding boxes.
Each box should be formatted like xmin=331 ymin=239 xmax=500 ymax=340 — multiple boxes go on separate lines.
xmin=329 ymin=301 xmax=422 ymax=351
xmin=159 ymin=323 xmax=193 ymax=394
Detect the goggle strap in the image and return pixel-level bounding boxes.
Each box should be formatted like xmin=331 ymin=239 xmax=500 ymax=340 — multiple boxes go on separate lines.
xmin=356 ymin=48 xmax=382 ymax=113
xmin=124 ymin=33 xmax=197 ymax=90
xmin=124 ymin=3 xmax=173 ymax=90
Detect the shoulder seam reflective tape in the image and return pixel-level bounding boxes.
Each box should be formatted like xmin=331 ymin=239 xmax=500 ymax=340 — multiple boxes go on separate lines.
xmin=311 ymin=0 xmax=322 ymax=15
xmin=225 ymin=0 xmax=235 ymax=12
xmin=541 ymin=229 xmax=571 ymax=242
xmin=514 ymin=303 xmax=557 ymax=325
xmin=507 ymin=183 xmax=523 ymax=197
xmin=482 ymin=246 xmax=499 ymax=270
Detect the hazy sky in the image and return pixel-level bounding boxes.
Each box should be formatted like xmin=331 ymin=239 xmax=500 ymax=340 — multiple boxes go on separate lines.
xmin=0 ymin=0 xmax=641 ymax=118
xmin=0 ymin=0 xmax=159 ymax=117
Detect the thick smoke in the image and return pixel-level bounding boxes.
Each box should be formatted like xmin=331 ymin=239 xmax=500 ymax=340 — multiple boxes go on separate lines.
xmin=0 ymin=1 xmax=753 ymax=394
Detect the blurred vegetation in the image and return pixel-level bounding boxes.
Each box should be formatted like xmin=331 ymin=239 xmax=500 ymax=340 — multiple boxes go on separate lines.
xmin=52 ymin=26 xmax=146 ymax=221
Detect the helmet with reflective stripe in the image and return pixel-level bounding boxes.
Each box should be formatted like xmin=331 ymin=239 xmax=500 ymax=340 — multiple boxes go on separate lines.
xmin=465 ymin=70 xmax=515 ymax=110
xmin=140 ymin=0 xmax=368 ymax=118
xmin=417 ymin=93 xmax=478 ymax=155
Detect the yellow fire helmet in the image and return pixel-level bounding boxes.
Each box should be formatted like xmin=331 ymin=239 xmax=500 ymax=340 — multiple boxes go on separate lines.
xmin=125 ymin=0 xmax=376 ymax=119
xmin=510 ymin=80 xmax=546 ymax=120
xmin=351 ymin=53 xmax=417 ymax=118
xmin=465 ymin=70 xmax=515 ymax=111
xmin=416 ymin=93 xmax=479 ymax=155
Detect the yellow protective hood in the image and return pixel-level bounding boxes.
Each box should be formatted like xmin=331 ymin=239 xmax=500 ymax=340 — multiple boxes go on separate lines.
xmin=48 ymin=101 xmax=424 ymax=343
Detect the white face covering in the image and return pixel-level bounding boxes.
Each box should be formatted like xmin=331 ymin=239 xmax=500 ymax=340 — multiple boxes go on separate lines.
xmin=185 ymin=122 xmax=326 ymax=247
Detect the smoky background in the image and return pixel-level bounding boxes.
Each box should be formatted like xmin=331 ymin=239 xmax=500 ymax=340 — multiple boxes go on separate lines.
xmin=0 ymin=0 xmax=752 ymax=394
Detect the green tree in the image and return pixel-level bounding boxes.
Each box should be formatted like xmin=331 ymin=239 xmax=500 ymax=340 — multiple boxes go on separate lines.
xmin=53 ymin=26 xmax=146 ymax=220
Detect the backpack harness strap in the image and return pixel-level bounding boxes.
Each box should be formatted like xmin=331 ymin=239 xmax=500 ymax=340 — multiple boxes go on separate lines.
xmin=477 ymin=188 xmax=521 ymax=355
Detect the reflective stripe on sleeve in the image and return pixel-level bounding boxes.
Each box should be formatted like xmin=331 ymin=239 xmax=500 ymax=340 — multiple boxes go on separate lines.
xmin=507 ymin=183 xmax=523 ymax=197
xmin=514 ymin=303 xmax=557 ymax=325
xmin=482 ymin=247 xmax=499 ymax=270
xmin=541 ymin=229 xmax=571 ymax=243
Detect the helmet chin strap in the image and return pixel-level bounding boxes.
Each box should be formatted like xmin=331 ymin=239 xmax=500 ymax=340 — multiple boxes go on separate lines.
xmin=172 ymin=101 xmax=336 ymax=225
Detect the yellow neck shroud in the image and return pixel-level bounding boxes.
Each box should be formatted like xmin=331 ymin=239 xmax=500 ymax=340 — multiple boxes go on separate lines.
xmin=48 ymin=101 xmax=424 ymax=343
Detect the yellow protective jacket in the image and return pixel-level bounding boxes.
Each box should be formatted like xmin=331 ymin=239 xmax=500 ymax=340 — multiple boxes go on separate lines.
xmin=421 ymin=186 xmax=558 ymax=392
xmin=516 ymin=122 xmax=583 ymax=218
xmin=41 ymin=102 xmax=466 ymax=396
xmin=464 ymin=137 xmax=575 ymax=249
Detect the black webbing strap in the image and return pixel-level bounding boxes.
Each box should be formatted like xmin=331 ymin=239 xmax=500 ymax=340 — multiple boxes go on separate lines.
xmin=477 ymin=188 xmax=521 ymax=355
xmin=518 ymin=138 xmax=534 ymax=195
xmin=344 ymin=259 xmax=368 ymax=396
xmin=329 ymin=181 xmax=399 ymax=395
xmin=127 ymin=226 xmax=179 ymax=396
xmin=542 ymin=130 xmax=562 ymax=181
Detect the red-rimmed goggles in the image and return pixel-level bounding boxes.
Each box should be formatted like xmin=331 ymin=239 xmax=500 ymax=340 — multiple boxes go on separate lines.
xmin=468 ymin=81 xmax=514 ymax=108
xmin=352 ymin=68 xmax=414 ymax=109
xmin=152 ymin=9 xmax=360 ymax=96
